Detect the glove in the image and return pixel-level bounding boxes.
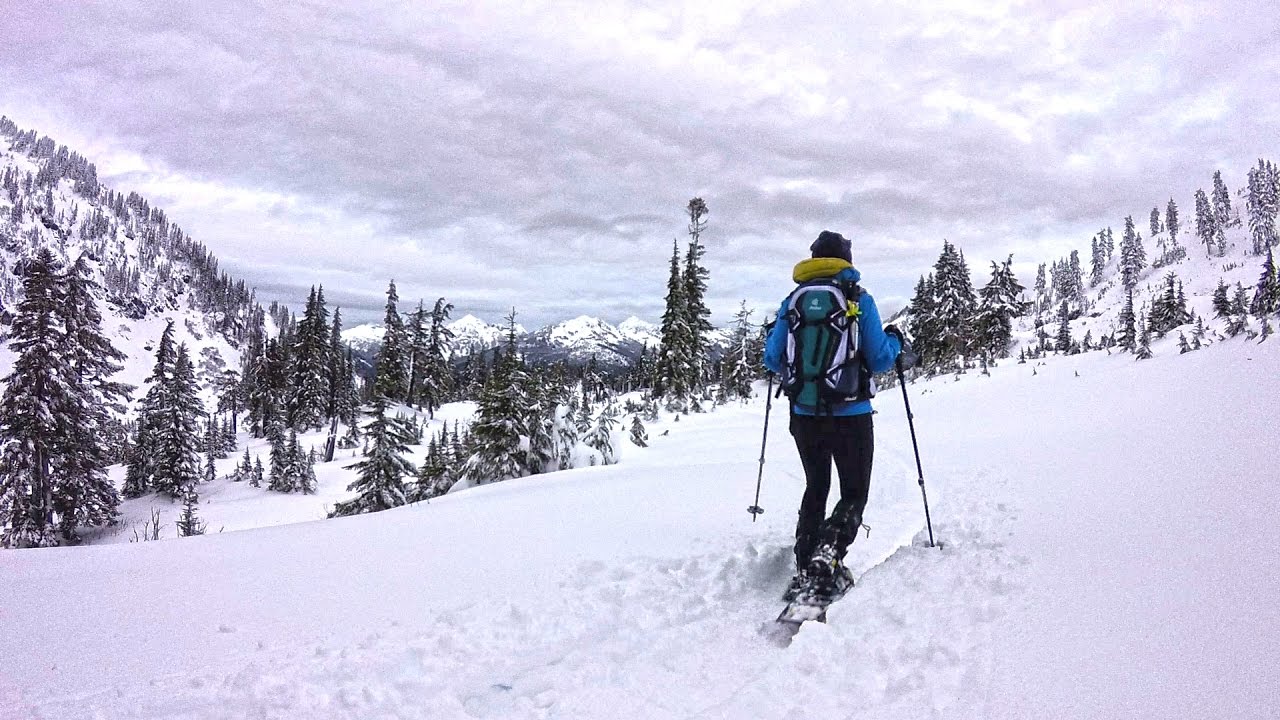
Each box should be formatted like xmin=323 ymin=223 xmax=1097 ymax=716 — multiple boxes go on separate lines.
xmin=884 ymin=325 xmax=920 ymax=370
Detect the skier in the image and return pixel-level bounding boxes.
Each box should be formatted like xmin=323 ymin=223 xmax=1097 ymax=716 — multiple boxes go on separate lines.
xmin=764 ymin=230 xmax=915 ymax=600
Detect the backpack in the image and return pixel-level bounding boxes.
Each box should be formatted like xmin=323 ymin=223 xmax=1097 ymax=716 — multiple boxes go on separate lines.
xmin=778 ymin=278 xmax=875 ymax=410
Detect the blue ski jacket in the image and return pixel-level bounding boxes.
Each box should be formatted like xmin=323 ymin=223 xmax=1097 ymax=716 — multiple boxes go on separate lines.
xmin=763 ymin=258 xmax=901 ymax=416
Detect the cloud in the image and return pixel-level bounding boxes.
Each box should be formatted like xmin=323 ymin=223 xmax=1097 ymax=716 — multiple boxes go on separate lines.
xmin=1 ymin=0 xmax=1276 ymax=327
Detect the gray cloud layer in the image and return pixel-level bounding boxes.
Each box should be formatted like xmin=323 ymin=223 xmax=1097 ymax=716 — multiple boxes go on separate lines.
xmin=2 ymin=1 xmax=1276 ymax=326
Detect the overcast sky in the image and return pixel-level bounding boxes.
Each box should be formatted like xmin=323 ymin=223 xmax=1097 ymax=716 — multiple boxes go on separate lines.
xmin=2 ymin=1 xmax=1277 ymax=327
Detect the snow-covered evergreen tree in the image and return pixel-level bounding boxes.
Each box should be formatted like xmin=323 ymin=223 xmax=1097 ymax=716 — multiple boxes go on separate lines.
xmin=330 ymin=393 xmax=414 ymax=517
xmin=1117 ymin=289 xmax=1138 ymax=352
xmin=55 ymin=254 xmax=131 ymax=539
xmin=628 ymin=415 xmax=648 ymax=448
xmin=1251 ymin=245 xmax=1280 ymax=317
xmin=1135 ymin=321 xmax=1153 ymax=360
xmin=461 ymin=314 xmax=531 ymax=484
xmin=1166 ymin=198 xmax=1181 ymax=247
xmin=288 ymin=285 xmax=331 ymax=430
xmin=175 ymin=492 xmax=206 ymax=537
xmin=718 ymin=301 xmax=758 ymax=400
xmin=420 ymin=298 xmax=455 ymax=417
xmin=1119 ymin=216 xmax=1147 ymax=292
xmin=1090 ymin=236 xmax=1105 ymax=287
xmin=1212 ymin=170 xmax=1235 ymax=235
xmin=374 ymin=280 xmax=409 ymax=401
xmin=930 ymin=240 xmax=977 ymax=367
xmin=1194 ymin=188 xmax=1217 ymax=257
xmin=151 ymin=345 xmax=205 ymax=500
xmin=974 ymin=256 xmax=1027 ymax=360
xmin=654 ymin=238 xmax=691 ymax=404
xmin=585 ymin=402 xmax=619 ymax=465
xmin=1148 ymin=273 xmax=1192 ymax=337
xmin=681 ymin=197 xmax=712 ymax=392
xmin=0 ymin=250 xmax=74 ymax=547
xmin=406 ymin=300 xmax=429 ymax=408
xmin=1055 ymin=301 xmax=1073 ymax=354
xmin=1246 ymin=159 xmax=1278 ymax=255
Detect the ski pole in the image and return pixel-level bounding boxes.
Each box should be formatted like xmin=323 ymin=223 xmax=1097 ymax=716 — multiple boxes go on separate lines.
xmin=747 ymin=374 xmax=774 ymax=521
xmin=895 ymin=358 xmax=937 ymax=548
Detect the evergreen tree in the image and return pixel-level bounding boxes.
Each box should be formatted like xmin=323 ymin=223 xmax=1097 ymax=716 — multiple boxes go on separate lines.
xmin=930 ymin=240 xmax=977 ymax=367
xmin=55 ymin=255 xmax=131 ymax=539
xmin=1212 ymin=170 xmax=1234 ymax=233
xmin=1117 ymin=289 xmax=1138 ymax=352
xmin=1246 ymin=159 xmax=1279 ymax=255
xmin=413 ymin=437 xmax=453 ymax=502
xmin=288 ymin=285 xmax=330 ymax=430
xmin=585 ymin=402 xmax=619 ymax=465
xmin=1166 ymin=198 xmax=1181 ymax=247
xmin=124 ymin=321 xmax=178 ymax=498
xmin=681 ymin=198 xmax=712 ymax=392
xmin=330 ymin=394 xmax=414 ymax=516
xmin=461 ymin=312 xmax=532 ymax=484
xmin=718 ymin=301 xmax=758 ymax=400
xmin=1102 ymin=227 xmax=1115 ymax=261
xmin=1119 ymin=215 xmax=1147 ymax=291
xmin=628 ymin=415 xmax=648 ymax=448
xmin=1033 ymin=263 xmax=1047 ymax=314
xmin=1212 ymin=279 xmax=1233 ymax=319
xmin=1055 ymin=301 xmax=1073 ymax=353
xmin=906 ymin=274 xmax=938 ymax=365
xmin=0 ymin=250 xmax=73 ymax=547
xmin=1090 ymin=236 xmax=1105 ymax=287
xmin=1194 ymin=188 xmax=1217 ymax=257
xmin=175 ymin=492 xmax=206 ymax=537
xmin=973 ymin=256 xmax=1027 ymax=360
xmin=1178 ymin=332 xmax=1191 ymax=354
xmin=236 ymin=448 xmax=253 ymax=482
xmin=1251 ymin=245 xmax=1280 ymax=317
xmin=1135 ymin=322 xmax=1153 ymax=360
xmin=299 ymin=448 xmax=317 ymax=495
xmin=1150 ymin=207 xmax=1163 ymax=240
xmin=654 ymin=238 xmax=691 ymax=403
xmin=323 ymin=307 xmax=349 ymax=462
xmin=374 ymin=280 xmax=409 ymax=401
xmin=1149 ymin=273 xmax=1191 ymax=337
xmin=267 ymin=422 xmax=292 ymax=492
xmin=421 ymin=298 xmax=456 ymax=417
xmin=406 ymin=300 xmax=429 ymax=408
xmin=151 ymin=345 xmax=204 ymax=500
xmin=251 ymin=457 xmax=264 ymax=488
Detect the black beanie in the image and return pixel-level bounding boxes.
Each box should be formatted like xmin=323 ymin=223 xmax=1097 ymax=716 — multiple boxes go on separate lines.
xmin=810 ymin=230 xmax=852 ymax=263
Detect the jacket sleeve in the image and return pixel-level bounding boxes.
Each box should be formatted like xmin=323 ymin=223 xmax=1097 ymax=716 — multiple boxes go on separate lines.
xmin=858 ymin=292 xmax=901 ymax=374
xmin=762 ymin=300 xmax=788 ymax=375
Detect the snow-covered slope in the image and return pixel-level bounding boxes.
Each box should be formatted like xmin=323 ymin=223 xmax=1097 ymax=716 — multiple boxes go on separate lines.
xmin=1016 ymin=220 xmax=1268 ymax=353
xmin=4 ymin=333 xmax=1277 ymax=719
xmin=0 ymin=118 xmax=259 ymax=400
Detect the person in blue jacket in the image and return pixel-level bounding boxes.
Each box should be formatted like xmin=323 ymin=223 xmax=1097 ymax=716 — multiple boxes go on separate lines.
xmin=764 ymin=230 xmax=915 ymax=596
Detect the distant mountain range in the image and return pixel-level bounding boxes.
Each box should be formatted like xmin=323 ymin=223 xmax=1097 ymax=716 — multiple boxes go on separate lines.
xmin=342 ymin=314 xmax=729 ymax=371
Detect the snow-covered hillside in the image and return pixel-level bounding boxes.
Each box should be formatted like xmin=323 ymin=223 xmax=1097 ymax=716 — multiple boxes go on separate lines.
xmin=1016 ymin=219 xmax=1269 ymax=353
xmin=0 ymin=118 xmax=259 ymax=399
xmin=3 ymin=331 xmax=1276 ymax=719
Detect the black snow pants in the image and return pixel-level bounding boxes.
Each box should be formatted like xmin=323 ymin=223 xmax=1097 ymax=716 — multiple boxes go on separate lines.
xmin=789 ymin=412 xmax=874 ymax=566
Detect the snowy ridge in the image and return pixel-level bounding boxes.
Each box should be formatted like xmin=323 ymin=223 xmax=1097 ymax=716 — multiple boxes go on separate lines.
xmin=0 ymin=119 xmax=258 ymax=402
xmin=344 ymin=313 xmax=708 ymax=369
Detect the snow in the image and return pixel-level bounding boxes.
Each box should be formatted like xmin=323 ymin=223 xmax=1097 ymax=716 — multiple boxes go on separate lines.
xmin=3 ymin=335 xmax=1278 ymax=718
